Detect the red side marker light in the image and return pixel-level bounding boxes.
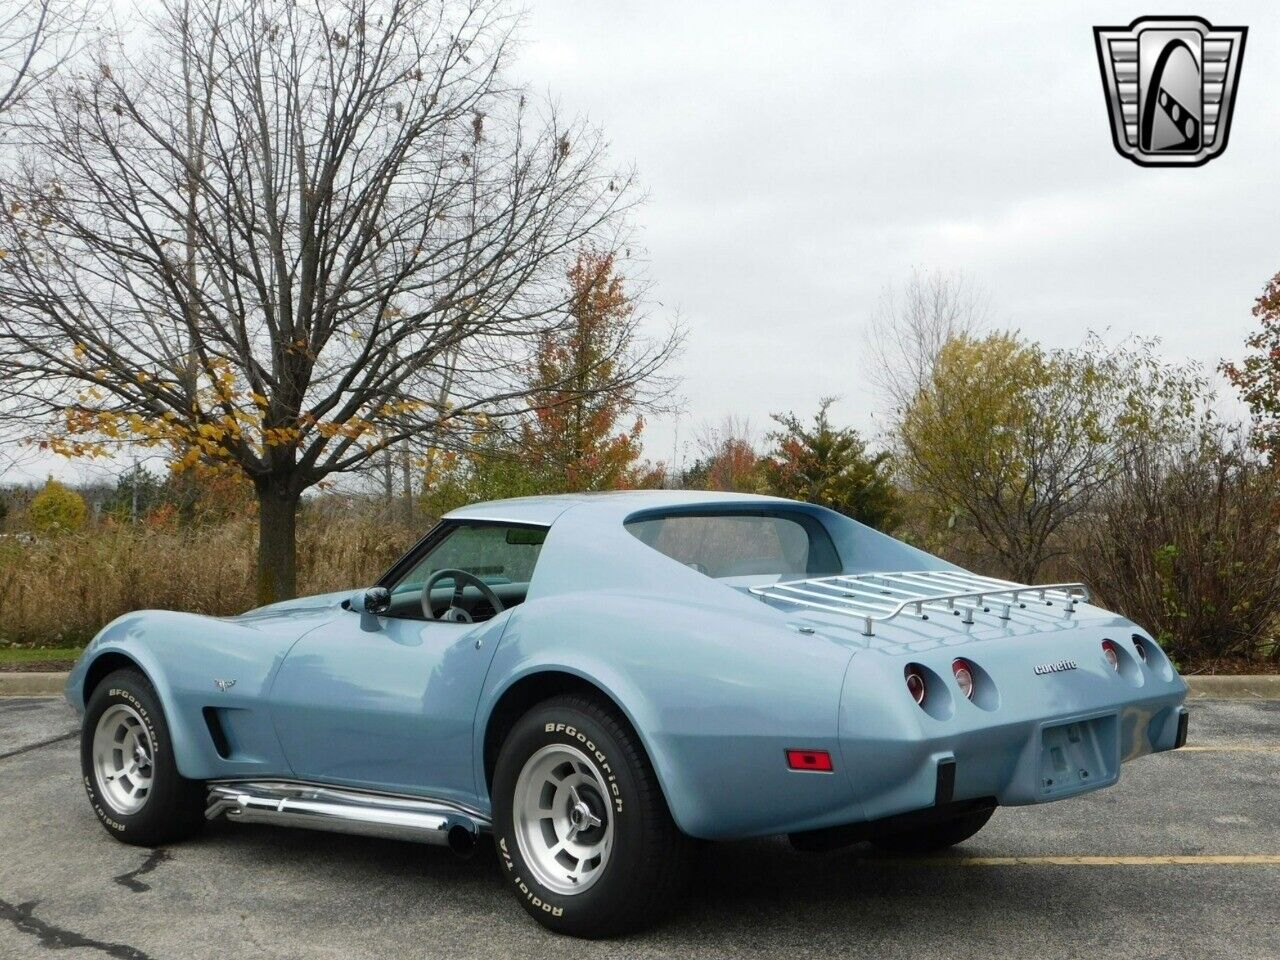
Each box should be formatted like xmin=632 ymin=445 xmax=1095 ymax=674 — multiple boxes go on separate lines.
xmin=1102 ymin=639 xmax=1120 ymax=670
xmin=786 ymin=749 xmax=834 ymax=772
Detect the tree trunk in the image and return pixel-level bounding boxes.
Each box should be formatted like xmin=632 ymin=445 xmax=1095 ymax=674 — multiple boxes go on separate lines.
xmin=256 ymin=484 xmax=300 ymax=606
xmin=401 ymin=448 xmax=414 ymax=525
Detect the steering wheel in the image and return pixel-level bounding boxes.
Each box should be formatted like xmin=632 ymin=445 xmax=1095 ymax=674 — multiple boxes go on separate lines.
xmin=421 ymin=568 xmax=506 ymax=623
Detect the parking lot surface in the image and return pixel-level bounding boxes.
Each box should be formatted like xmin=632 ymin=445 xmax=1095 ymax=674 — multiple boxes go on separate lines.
xmin=1 ymin=697 xmax=1277 ymax=960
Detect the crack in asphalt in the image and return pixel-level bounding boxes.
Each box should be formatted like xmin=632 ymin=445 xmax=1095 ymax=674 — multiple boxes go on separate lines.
xmin=0 ymin=730 xmax=77 ymax=762
xmin=0 ymin=898 xmax=155 ymax=959
xmin=113 ymin=850 xmax=171 ymax=893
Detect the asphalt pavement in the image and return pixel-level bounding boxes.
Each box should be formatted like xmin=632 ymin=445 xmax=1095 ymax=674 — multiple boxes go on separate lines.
xmin=1 ymin=696 xmax=1277 ymax=960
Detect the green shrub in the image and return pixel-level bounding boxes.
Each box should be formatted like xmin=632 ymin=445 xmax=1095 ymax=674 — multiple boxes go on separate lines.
xmin=27 ymin=478 xmax=87 ymax=536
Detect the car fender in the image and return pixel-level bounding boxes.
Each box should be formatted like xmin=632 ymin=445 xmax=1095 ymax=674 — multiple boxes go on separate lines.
xmin=68 ymin=607 xmax=337 ymax=781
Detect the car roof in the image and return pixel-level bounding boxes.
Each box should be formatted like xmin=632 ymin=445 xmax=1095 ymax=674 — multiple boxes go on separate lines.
xmin=442 ymin=489 xmax=795 ymax=526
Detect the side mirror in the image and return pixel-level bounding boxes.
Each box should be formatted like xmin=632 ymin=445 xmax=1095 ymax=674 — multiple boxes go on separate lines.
xmin=350 ymin=587 xmax=391 ymax=615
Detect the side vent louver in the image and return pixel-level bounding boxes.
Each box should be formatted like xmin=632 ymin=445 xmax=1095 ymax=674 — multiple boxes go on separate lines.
xmin=202 ymin=707 xmax=231 ymax=759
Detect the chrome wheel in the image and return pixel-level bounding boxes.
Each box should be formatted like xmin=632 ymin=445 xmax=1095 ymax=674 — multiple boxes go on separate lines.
xmin=92 ymin=704 xmax=154 ymax=816
xmin=512 ymin=744 xmax=614 ymax=896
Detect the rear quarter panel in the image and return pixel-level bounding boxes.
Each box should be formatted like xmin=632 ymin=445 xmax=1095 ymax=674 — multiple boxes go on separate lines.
xmin=476 ymin=587 xmax=859 ymax=839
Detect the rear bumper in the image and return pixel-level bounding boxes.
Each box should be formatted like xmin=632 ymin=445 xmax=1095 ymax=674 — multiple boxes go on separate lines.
xmin=839 ymin=684 xmax=1189 ymax=825
xmin=786 ymin=702 xmax=1188 ymax=849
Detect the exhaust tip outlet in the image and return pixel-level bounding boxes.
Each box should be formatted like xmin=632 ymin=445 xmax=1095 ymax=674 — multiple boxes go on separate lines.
xmin=447 ymin=823 xmax=477 ymax=858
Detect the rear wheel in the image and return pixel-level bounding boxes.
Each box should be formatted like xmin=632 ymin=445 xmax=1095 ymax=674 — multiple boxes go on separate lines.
xmin=80 ymin=668 xmax=205 ymax=846
xmin=491 ymin=694 xmax=692 ymax=937
xmin=869 ymin=806 xmax=995 ymax=854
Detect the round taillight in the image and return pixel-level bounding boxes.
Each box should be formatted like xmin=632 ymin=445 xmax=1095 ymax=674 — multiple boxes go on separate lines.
xmin=1133 ymin=637 xmax=1148 ymax=662
xmin=952 ymin=659 xmax=975 ymax=700
xmin=1101 ymin=639 xmax=1120 ymax=670
xmin=905 ymin=666 xmax=926 ymax=706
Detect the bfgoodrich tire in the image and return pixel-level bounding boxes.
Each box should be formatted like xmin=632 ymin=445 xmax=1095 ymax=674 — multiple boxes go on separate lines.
xmin=80 ymin=668 xmax=205 ymax=846
xmin=869 ymin=806 xmax=995 ymax=854
xmin=491 ymin=694 xmax=692 ymax=937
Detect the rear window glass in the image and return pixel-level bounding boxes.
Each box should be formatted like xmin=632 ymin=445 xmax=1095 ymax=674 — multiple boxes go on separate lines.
xmin=625 ymin=512 xmax=841 ymax=579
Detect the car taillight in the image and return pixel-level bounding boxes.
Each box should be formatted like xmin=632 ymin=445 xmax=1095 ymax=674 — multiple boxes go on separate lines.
xmin=1101 ymin=639 xmax=1120 ymax=670
xmin=952 ymin=659 xmax=975 ymax=700
xmin=905 ymin=665 xmax=926 ymax=706
xmin=1133 ymin=637 xmax=1148 ymax=662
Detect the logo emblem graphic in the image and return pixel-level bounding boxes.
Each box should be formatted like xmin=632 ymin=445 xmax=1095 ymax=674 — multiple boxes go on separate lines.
xmin=213 ymin=679 xmax=236 ymax=692
xmin=1094 ymin=17 xmax=1246 ymax=166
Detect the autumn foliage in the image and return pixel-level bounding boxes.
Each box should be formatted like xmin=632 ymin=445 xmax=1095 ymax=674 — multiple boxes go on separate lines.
xmin=520 ymin=252 xmax=658 ymax=491
xmin=1222 ymin=271 xmax=1280 ymax=460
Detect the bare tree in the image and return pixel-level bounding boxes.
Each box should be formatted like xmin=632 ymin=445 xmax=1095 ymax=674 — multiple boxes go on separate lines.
xmin=863 ymin=268 xmax=990 ymax=417
xmin=684 ymin=416 xmax=761 ymax=492
xmin=1085 ymin=423 xmax=1280 ymax=667
xmin=0 ymin=0 xmax=90 ymax=482
xmin=0 ymin=0 xmax=676 ymax=602
xmin=0 ymin=0 xmax=87 ymax=118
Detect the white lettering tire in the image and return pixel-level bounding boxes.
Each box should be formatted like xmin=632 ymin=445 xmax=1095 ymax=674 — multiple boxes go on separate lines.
xmin=491 ymin=694 xmax=692 ymax=937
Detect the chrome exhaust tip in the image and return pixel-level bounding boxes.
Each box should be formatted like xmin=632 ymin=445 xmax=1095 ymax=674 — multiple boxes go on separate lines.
xmin=447 ymin=823 xmax=477 ymax=858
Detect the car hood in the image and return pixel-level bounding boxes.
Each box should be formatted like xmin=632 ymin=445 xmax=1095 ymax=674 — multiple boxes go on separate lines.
xmin=231 ymin=589 xmax=353 ymax=624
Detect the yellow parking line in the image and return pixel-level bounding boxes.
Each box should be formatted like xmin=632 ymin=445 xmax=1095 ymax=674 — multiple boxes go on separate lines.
xmin=883 ymin=855 xmax=1280 ymax=867
xmin=1177 ymin=747 xmax=1280 ymax=757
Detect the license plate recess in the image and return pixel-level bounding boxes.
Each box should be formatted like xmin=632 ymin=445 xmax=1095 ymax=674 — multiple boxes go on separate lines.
xmin=1038 ymin=714 xmax=1119 ymax=799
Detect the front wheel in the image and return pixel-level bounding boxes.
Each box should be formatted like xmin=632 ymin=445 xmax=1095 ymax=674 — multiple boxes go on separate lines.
xmin=491 ymin=695 xmax=692 ymax=937
xmin=869 ymin=806 xmax=995 ymax=854
xmin=80 ymin=668 xmax=205 ymax=846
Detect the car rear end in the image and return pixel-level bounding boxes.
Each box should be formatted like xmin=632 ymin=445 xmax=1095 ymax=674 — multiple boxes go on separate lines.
xmin=835 ymin=618 xmax=1188 ymax=824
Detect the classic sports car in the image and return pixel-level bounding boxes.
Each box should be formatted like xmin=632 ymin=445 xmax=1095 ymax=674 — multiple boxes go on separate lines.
xmin=67 ymin=491 xmax=1189 ymax=937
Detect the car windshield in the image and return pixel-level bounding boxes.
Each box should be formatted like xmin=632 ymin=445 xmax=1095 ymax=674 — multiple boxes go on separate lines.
xmin=393 ymin=524 xmax=546 ymax=597
xmin=625 ymin=511 xmax=842 ymax=580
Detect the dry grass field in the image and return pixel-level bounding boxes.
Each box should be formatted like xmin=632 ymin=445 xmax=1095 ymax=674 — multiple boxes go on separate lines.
xmin=0 ymin=516 xmax=420 ymax=649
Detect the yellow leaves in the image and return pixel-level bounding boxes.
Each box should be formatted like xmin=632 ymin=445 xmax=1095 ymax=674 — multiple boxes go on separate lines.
xmin=373 ymin=398 xmax=426 ymax=417
xmin=263 ymin=426 xmax=301 ymax=447
xmin=45 ymin=435 xmax=110 ymax=459
xmin=314 ymin=417 xmax=372 ymax=440
xmin=170 ymin=448 xmax=201 ymax=473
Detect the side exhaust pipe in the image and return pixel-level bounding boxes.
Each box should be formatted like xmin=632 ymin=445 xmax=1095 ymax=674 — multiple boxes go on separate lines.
xmin=447 ymin=824 xmax=477 ymax=859
xmin=206 ymin=781 xmax=487 ymax=849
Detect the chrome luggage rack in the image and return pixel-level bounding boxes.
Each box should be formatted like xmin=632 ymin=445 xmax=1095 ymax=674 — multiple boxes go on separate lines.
xmin=748 ymin=570 xmax=1090 ymax=636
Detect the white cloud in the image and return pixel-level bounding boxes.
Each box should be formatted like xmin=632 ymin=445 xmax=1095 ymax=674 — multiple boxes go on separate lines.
xmin=514 ymin=0 xmax=1280 ymax=463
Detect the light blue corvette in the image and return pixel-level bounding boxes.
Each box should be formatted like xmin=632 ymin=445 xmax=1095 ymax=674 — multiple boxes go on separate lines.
xmin=67 ymin=490 xmax=1189 ymax=936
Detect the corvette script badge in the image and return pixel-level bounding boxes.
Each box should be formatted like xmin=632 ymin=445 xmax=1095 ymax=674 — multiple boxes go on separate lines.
xmin=1033 ymin=660 xmax=1078 ymax=676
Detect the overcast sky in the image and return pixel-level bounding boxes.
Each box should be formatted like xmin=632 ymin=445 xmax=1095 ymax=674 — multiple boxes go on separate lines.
xmin=9 ymin=1 xmax=1278 ymax=483
xmin=514 ymin=1 xmax=1279 ymax=468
